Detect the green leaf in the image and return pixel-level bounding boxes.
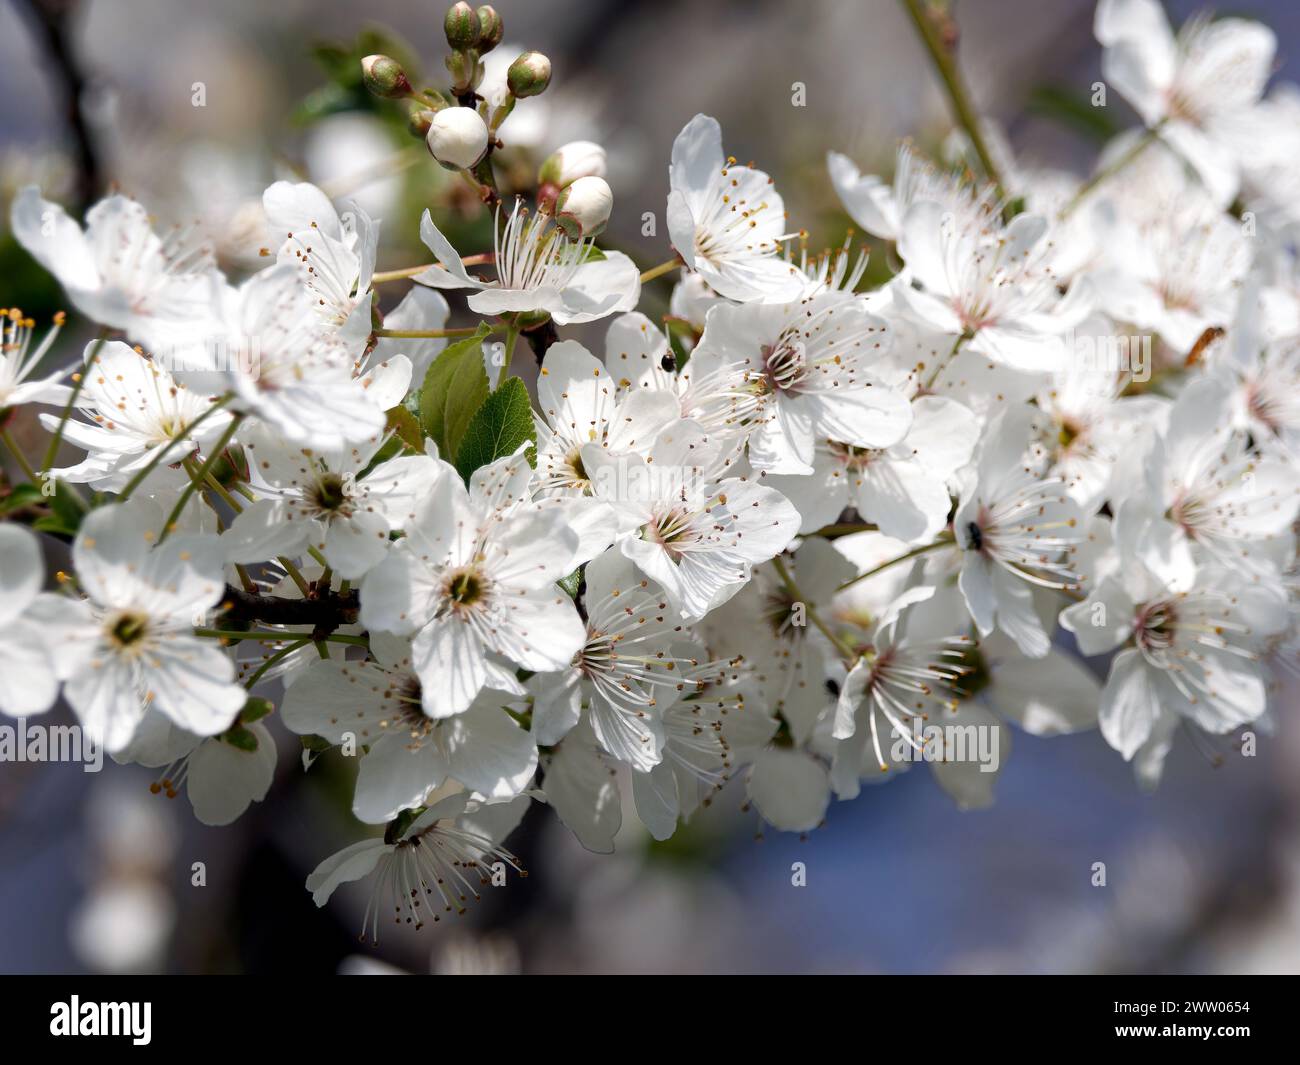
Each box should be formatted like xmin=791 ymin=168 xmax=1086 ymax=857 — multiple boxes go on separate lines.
xmin=385 ymin=404 xmax=425 ymax=454
xmin=454 ymin=376 xmax=536 ymax=482
xmin=557 ymin=567 xmax=583 ymax=599
xmin=385 ymin=805 xmax=426 ymax=844
xmin=30 ymin=514 xmax=76 ymax=537
xmin=222 ymin=725 xmax=259 ymax=752
xmin=418 ymin=323 xmax=492 ymax=460
xmin=48 ymin=480 xmax=85 ymax=532
xmin=0 ymin=482 xmax=44 ymax=513
xmin=238 ymin=696 xmax=274 ymax=725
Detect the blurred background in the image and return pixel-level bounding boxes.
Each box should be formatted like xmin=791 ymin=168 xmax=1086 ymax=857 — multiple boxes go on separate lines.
xmin=1 ymin=0 xmax=1298 ymax=974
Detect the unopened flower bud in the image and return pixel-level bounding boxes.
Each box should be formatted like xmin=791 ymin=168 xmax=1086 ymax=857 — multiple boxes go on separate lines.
xmin=541 ymin=140 xmax=606 ymax=188
xmin=444 ymin=2 xmax=481 ymax=49
xmin=476 ymin=6 xmax=503 ymax=52
xmin=554 ymin=175 xmax=612 ymax=239
xmin=360 ymin=54 xmax=412 ymax=99
xmin=426 ymin=106 xmax=489 ymax=170
xmin=445 ymin=50 xmax=475 ymax=94
xmin=407 ymin=106 xmax=437 ymax=138
xmin=507 ymin=51 xmax=551 ymax=98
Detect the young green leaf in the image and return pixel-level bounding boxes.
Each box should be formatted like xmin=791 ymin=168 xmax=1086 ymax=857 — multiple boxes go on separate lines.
xmin=0 ymin=482 xmax=44 ymax=514
xmin=238 ymin=696 xmax=275 ymax=725
xmin=454 ymin=375 xmax=536 ymax=482
xmin=418 ymin=322 xmax=491 ymax=459
xmin=385 ymin=404 xmax=425 ymax=454
xmin=222 ymin=724 xmax=260 ymax=752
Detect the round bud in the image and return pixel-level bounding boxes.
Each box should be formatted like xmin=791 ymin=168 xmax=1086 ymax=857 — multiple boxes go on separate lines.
xmin=476 ymin=6 xmax=504 ymax=53
xmin=507 ymin=51 xmax=551 ymax=98
xmin=539 ymin=140 xmax=607 ymax=190
xmin=426 ymin=106 xmax=490 ymax=170
xmin=444 ymin=2 xmax=481 ymax=50
xmin=554 ymin=175 xmax=612 ymax=240
xmin=360 ymin=54 xmax=412 ymax=99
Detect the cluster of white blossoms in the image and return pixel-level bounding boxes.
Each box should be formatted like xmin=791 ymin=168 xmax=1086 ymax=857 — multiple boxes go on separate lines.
xmin=1 ymin=0 xmax=1296 ymax=938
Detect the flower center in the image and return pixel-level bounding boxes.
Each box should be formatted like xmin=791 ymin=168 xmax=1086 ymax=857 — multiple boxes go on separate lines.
xmin=109 ymin=611 xmax=150 ymax=648
xmin=1056 ymin=416 xmax=1082 ymax=451
xmin=760 ymin=587 xmax=801 ymax=638
xmin=566 ymin=446 xmax=589 ymax=486
xmin=446 ymin=567 xmax=485 ymax=607
xmin=311 ymin=471 xmax=348 ymax=512
xmin=1135 ymin=600 xmax=1177 ymax=656
xmin=642 ymin=506 xmax=694 ymax=561
xmin=829 ymin=441 xmax=878 ymax=471
xmin=759 ymin=335 xmax=808 ymax=395
xmin=387 ymin=676 xmax=434 ymax=737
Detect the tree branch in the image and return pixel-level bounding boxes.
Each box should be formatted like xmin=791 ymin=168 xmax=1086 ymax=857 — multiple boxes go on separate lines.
xmin=900 ymin=0 xmax=1008 ymax=205
xmin=218 ymin=583 xmax=360 ymax=634
xmin=18 ymin=0 xmax=101 ymax=212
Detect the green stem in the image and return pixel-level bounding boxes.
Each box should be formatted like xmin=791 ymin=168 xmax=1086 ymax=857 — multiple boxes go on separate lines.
xmin=372 ymin=253 xmax=495 ymax=285
xmin=771 ymin=555 xmax=858 ymax=663
xmin=497 ymin=322 xmax=520 ymax=389
xmin=233 ymin=563 xmax=256 ymax=594
xmin=1061 ymin=125 xmax=1162 ymax=218
xmin=243 ymin=638 xmax=312 ymax=689
xmin=900 ymin=0 xmax=1008 ymax=204
xmin=195 ymin=628 xmax=369 ymax=647
xmin=42 ymin=332 xmax=107 ymax=475
xmin=371 ymin=264 xmax=432 ymax=284
xmin=119 ymin=393 xmax=236 ymax=502
xmin=277 ymin=557 xmax=312 ymax=597
xmin=639 ymin=258 xmax=682 ymax=285
xmin=836 ymin=537 xmax=953 ymax=593
xmin=810 ymin=521 xmax=879 ymax=539
xmin=158 ymin=413 xmax=243 ymax=542
xmin=198 ymin=466 xmax=245 ymax=513
xmin=372 ymin=326 xmax=481 ymax=339
xmin=489 ymin=94 xmax=516 ymax=133
xmin=923 ymin=330 xmax=970 ymax=391
xmin=0 ymin=428 xmax=39 ymax=483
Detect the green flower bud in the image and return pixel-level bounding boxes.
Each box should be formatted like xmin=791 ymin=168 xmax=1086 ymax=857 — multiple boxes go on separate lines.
xmin=445 ymin=49 xmax=475 ymax=94
xmin=407 ymin=105 xmax=437 ymax=138
xmin=476 ymin=6 xmax=503 ymax=52
xmin=444 ymin=2 xmax=481 ymax=49
xmin=507 ymin=50 xmax=551 ymax=98
xmin=360 ymin=54 xmax=412 ymax=99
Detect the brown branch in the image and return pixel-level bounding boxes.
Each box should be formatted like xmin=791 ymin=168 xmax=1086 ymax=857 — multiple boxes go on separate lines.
xmin=218 ymin=583 xmax=359 ymax=633
xmin=17 ymin=0 xmax=101 ymax=213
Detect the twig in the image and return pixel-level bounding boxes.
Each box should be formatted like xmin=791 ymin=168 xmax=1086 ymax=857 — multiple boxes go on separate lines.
xmin=17 ymin=0 xmax=100 ymax=211
xmin=900 ymin=0 xmax=1008 ymax=204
